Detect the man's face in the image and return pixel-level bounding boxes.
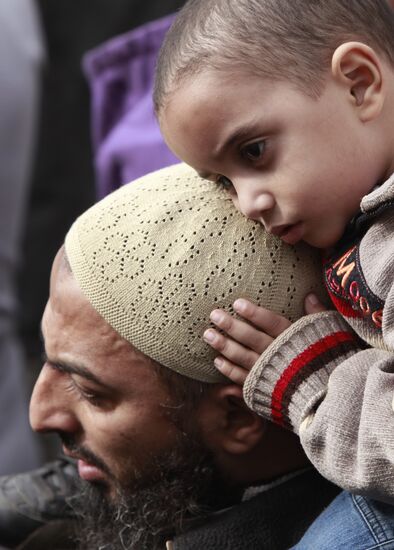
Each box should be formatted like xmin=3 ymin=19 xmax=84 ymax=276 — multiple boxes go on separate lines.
xmin=30 ymin=253 xmax=233 ymax=547
xmin=161 ymin=69 xmax=384 ymax=249
xmin=30 ymin=253 xmax=182 ymax=494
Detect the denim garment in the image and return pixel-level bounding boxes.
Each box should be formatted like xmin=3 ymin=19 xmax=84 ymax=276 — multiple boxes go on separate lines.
xmin=293 ymin=491 xmax=394 ymax=550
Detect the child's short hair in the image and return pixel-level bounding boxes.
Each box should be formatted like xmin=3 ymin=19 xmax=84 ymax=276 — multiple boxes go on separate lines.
xmin=154 ymin=0 xmax=394 ymax=112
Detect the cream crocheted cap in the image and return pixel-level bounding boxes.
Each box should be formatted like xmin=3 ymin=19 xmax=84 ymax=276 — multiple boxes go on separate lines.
xmin=65 ymin=163 xmax=327 ymax=383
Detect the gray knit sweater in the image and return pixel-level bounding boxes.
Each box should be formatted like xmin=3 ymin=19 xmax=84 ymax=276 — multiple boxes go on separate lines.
xmin=244 ymin=173 xmax=394 ymax=503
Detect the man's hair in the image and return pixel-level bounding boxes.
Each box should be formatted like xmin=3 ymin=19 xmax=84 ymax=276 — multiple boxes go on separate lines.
xmin=154 ymin=363 xmax=212 ymax=425
xmin=154 ymin=0 xmax=394 ymax=112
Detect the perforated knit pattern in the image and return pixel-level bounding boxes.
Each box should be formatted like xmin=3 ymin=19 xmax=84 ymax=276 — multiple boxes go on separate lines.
xmin=65 ymin=163 xmax=327 ymax=382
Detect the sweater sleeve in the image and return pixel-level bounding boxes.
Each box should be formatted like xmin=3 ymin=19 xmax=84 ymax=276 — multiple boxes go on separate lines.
xmin=243 ymin=310 xmax=394 ymax=503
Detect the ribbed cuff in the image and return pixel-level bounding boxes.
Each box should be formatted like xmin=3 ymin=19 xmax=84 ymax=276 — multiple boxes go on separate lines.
xmin=243 ymin=311 xmax=363 ymax=433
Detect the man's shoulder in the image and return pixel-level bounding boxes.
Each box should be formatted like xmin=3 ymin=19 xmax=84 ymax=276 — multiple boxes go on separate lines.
xmin=14 ymin=469 xmax=340 ymax=550
xmin=172 ymin=468 xmax=340 ymax=550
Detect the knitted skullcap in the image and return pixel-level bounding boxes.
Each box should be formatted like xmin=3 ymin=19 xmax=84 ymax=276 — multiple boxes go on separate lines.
xmin=65 ymin=163 xmax=327 ymax=383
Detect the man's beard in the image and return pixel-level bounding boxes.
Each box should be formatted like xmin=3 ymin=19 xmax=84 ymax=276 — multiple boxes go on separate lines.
xmin=68 ymin=438 xmax=237 ymax=550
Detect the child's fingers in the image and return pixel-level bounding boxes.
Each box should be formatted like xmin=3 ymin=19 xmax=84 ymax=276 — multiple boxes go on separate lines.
xmin=213 ymin=356 xmax=248 ymax=385
xmin=304 ymin=293 xmax=327 ymax=314
xmin=233 ymin=298 xmax=291 ymax=337
xmin=209 ymin=309 xmax=273 ymax=354
xmin=203 ymin=328 xmax=260 ymax=369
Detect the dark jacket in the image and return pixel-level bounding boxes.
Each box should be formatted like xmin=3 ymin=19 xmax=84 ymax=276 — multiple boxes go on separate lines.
xmin=17 ymin=468 xmax=339 ymax=550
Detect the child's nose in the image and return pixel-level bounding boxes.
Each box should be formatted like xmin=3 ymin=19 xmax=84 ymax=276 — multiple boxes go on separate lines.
xmin=237 ymin=188 xmax=275 ymax=222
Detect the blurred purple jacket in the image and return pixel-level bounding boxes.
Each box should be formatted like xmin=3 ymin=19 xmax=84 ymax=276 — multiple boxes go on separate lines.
xmin=83 ymin=14 xmax=179 ymax=199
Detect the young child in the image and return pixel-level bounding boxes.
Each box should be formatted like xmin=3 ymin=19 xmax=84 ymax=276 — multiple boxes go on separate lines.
xmin=155 ymin=0 xmax=394 ymax=503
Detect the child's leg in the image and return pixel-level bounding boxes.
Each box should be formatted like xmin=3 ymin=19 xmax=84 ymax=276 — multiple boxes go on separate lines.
xmin=292 ymin=491 xmax=394 ymax=550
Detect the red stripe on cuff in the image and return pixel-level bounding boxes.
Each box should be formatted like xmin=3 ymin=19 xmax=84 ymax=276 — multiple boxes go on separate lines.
xmin=271 ymin=331 xmax=355 ymax=426
xmin=327 ymin=291 xmax=362 ymax=319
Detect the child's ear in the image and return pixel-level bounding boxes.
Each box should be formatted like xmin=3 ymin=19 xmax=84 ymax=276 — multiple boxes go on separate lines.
xmin=331 ymin=42 xmax=385 ymax=122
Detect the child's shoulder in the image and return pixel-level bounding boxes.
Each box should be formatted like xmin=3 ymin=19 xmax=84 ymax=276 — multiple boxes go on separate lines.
xmin=361 ymin=173 xmax=394 ymax=214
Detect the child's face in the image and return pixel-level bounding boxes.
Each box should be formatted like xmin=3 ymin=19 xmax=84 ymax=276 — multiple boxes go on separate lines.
xmin=160 ymin=69 xmax=385 ymax=248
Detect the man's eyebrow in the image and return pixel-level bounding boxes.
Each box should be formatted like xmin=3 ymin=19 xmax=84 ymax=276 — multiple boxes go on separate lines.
xmin=40 ymin=326 xmax=109 ymax=388
xmin=43 ymin=351 xmax=109 ymax=388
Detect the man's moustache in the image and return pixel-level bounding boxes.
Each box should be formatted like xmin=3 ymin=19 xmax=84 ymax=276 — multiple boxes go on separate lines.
xmin=59 ymin=432 xmax=112 ymax=477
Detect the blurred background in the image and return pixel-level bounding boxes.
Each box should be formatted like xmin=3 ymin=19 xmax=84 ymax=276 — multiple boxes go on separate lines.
xmin=1 ymin=0 xmax=184 ymax=474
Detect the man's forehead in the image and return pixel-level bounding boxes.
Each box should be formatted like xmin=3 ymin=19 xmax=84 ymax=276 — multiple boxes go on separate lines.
xmin=42 ymin=268 xmax=164 ymax=394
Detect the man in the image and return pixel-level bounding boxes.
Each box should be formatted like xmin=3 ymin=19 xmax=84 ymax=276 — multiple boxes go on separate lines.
xmin=4 ymin=164 xmax=338 ymax=549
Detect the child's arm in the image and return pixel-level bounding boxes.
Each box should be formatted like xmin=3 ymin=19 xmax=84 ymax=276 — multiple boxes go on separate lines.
xmin=205 ymin=297 xmax=394 ymax=503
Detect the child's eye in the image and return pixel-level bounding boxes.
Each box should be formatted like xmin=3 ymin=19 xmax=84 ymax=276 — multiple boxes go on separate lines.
xmin=216 ymin=175 xmax=234 ymax=191
xmin=241 ymin=140 xmax=266 ymax=161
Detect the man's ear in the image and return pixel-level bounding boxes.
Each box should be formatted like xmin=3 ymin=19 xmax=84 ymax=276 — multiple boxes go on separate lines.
xmin=198 ymin=384 xmax=267 ymax=455
xmin=331 ymin=42 xmax=385 ymax=122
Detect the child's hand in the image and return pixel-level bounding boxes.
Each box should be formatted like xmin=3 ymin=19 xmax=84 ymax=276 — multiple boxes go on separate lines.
xmin=304 ymin=293 xmax=327 ymax=315
xmin=203 ymin=293 xmax=327 ymax=385
xmin=203 ymin=298 xmax=292 ymax=385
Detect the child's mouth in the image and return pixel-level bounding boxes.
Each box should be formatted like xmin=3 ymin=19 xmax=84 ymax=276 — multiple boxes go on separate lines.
xmin=271 ymin=222 xmax=304 ymax=245
xmin=279 ymin=222 xmax=304 ymax=245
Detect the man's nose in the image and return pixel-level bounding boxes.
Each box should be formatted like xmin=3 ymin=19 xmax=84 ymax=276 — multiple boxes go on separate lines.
xmin=30 ymin=365 xmax=79 ymax=434
xmin=236 ymin=187 xmax=275 ymax=223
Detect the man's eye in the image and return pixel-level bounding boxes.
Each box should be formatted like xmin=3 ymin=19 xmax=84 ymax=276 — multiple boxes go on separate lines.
xmin=216 ymin=175 xmax=234 ymax=191
xmin=242 ymin=140 xmax=266 ymax=161
xmin=68 ymin=378 xmax=104 ymax=408
xmin=80 ymin=389 xmax=103 ymax=407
